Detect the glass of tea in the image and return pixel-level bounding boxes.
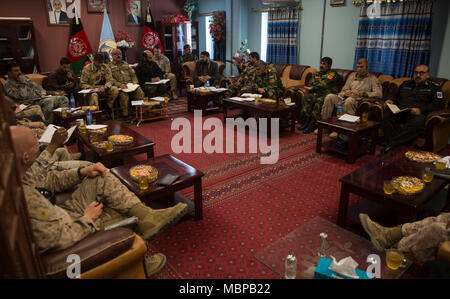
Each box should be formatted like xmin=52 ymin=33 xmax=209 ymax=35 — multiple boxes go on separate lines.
xmin=383 ymin=180 xmax=395 ymax=195
xmin=138 ymin=176 xmax=149 ymax=192
xmin=435 ymin=159 xmax=447 ymax=170
xmin=422 ymin=169 xmax=434 ymax=183
xmin=106 ymin=141 xmax=114 ymax=152
xmin=361 ymin=112 xmax=369 ymax=123
xmin=386 ymin=249 xmax=406 ymax=270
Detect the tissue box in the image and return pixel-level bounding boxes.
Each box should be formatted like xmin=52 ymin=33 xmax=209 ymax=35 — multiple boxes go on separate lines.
xmin=314 ymin=257 xmax=371 ymax=279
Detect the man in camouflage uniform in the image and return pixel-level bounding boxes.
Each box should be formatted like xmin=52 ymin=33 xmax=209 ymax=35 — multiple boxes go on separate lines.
xmin=4 ymin=62 xmax=69 ymax=124
xmin=135 ymin=50 xmax=167 ymax=98
xmin=360 ymin=213 xmax=450 ymax=264
xmin=80 ymin=53 xmax=119 ymax=114
xmin=299 ymin=57 xmax=340 ymax=134
xmin=322 ymin=58 xmax=382 ymax=120
xmin=180 ymin=44 xmax=198 ymax=65
xmin=10 ymin=126 xmax=187 ymax=275
xmin=153 ymin=45 xmax=178 ymax=100
xmin=245 ymin=61 xmax=285 ymax=100
xmin=109 ymin=49 xmax=145 ymax=118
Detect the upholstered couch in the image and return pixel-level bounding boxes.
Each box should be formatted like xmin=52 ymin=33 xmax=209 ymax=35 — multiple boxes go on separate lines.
xmin=182 ymin=60 xmax=227 ymax=88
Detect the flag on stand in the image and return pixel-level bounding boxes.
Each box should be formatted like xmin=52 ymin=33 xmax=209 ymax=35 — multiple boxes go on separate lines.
xmin=66 ymin=16 xmax=93 ymax=75
xmin=99 ymin=9 xmax=117 ymax=61
xmin=140 ymin=1 xmax=163 ymax=58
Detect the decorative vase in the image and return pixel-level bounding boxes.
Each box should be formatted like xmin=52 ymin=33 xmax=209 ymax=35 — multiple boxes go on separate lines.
xmin=188 ymin=11 xmax=192 ymax=20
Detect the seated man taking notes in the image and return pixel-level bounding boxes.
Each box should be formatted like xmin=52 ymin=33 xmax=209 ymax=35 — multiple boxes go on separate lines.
xmin=135 ymin=50 xmax=167 ymax=98
xmin=381 ymin=65 xmax=445 ymax=154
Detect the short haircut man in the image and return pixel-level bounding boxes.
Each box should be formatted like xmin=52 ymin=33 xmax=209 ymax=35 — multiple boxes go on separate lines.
xmin=184 ymin=44 xmax=191 ymax=50
xmin=321 ymin=57 xmax=333 ymax=66
xmin=249 ymin=52 xmax=260 ymax=61
xmin=200 ymin=51 xmax=210 ymax=58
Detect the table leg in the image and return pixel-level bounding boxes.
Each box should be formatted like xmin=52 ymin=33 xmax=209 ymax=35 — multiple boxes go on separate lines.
xmin=346 ymin=134 xmax=358 ymax=164
xmin=316 ymin=125 xmax=323 ymax=153
xmin=223 ymin=102 xmax=228 ymax=120
xmin=147 ymin=146 xmax=155 ymax=159
xmin=194 ymin=178 xmax=203 ymax=220
xmin=337 ymin=183 xmax=350 ymax=228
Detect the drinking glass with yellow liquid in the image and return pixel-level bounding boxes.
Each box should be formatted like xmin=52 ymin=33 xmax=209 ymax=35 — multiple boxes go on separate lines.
xmin=383 ymin=180 xmax=395 ymax=195
xmin=422 ymin=168 xmax=434 ymax=183
xmin=386 ymin=249 xmax=406 ymax=270
xmin=61 ymin=109 xmax=68 ymax=118
xmin=144 ymin=97 xmax=149 ymax=104
xmin=80 ymin=125 xmax=87 ymax=134
xmin=90 ymin=135 xmax=99 ymax=145
xmin=138 ymin=176 xmax=149 ymax=192
xmin=361 ymin=112 xmax=369 ymax=124
xmin=164 ymin=97 xmax=169 ymax=104
xmin=435 ymin=159 xmax=447 ymax=170
xmin=106 ymin=141 xmax=114 ymax=152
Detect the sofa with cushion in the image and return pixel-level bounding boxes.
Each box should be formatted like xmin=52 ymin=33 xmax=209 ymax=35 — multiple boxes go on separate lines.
xmin=182 ymin=60 xmax=227 ymax=88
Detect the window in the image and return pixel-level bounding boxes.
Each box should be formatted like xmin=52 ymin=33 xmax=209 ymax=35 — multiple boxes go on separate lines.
xmin=260 ymin=12 xmax=268 ymax=62
xmin=205 ymin=16 xmax=215 ymax=59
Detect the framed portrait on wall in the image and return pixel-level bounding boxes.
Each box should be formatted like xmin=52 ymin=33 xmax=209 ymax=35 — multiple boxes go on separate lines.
xmin=330 ymin=0 xmax=345 ymax=6
xmin=86 ymin=0 xmax=109 ymax=13
xmin=45 ymin=0 xmax=70 ymax=26
xmin=125 ymin=0 xmax=142 ymax=25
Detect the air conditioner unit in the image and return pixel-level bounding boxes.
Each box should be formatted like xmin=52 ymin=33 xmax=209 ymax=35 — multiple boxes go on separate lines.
xmin=262 ymin=0 xmax=301 ymax=5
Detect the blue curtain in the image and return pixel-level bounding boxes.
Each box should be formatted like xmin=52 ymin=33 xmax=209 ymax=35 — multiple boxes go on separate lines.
xmin=354 ymin=1 xmax=432 ymax=78
xmin=267 ymin=9 xmax=299 ymax=65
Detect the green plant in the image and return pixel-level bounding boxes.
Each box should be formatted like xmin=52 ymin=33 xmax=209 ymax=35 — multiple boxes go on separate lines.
xmin=183 ymin=0 xmax=198 ymax=13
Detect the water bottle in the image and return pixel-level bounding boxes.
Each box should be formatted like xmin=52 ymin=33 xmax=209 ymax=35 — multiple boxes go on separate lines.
xmin=284 ymin=253 xmax=297 ymax=279
xmin=206 ymin=80 xmax=210 ymax=88
xmin=337 ymin=98 xmax=343 ymax=117
xmin=86 ymin=108 xmax=93 ymax=125
xmin=70 ymin=93 xmax=76 ymax=108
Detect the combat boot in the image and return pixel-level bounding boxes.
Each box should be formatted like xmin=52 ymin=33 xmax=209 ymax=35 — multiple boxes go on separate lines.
xmin=128 ymin=202 xmax=188 ymax=240
xmin=359 ymin=213 xmax=403 ymax=251
xmin=302 ymin=119 xmax=316 ymax=134
xmin=144 ymin=253 xmax=167 ymax=277
xmin=298 ymin=117 xmax=311 ymax=131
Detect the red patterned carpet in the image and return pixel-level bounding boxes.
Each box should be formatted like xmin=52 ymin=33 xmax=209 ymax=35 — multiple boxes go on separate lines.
xmin=125 ymin=106 xmax=389 ymax=279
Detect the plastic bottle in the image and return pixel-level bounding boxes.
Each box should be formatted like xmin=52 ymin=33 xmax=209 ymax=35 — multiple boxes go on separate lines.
xmin=284 ymin=253 xmax=297 ymax=279
xmin=206 ymin=80 xmax=210 ymax=88
xmin=86 ymin=108 xmax=93 ymax=125
xmin=70 ymin=93 xmax=76 ymax=108
xmin=336 ymin=98 xmax=343 ymax=117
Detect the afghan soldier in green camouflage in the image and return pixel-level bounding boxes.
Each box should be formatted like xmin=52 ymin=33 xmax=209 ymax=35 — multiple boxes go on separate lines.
xmin=11 ymin=126 xmax=189 ymax=254
xmin=4 ymin=62 xmax=69 ymax=124
xmin=109 ymin=49 xmax=145 ymax=118
xmin=180 ymin=44 xmax=198 ymax=65
xmin=80 ymin=53 xmax=119 ymax=113
xmin=248 ymin=61 xmax=285 ymax=100
xmin=300 ymin=57 xmax=340 ymax=134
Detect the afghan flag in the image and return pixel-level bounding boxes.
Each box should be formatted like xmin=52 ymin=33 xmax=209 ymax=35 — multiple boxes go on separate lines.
xmin=98 ymin=9 xmax=117 ymax=60
xmin=67 ymin=16 xmax=93 ymax=75
xmin=140 ymin=1 xmax=163 ymax=58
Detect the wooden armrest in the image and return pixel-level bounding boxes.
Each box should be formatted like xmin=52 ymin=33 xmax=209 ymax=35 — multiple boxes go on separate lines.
xmin=426 ymin=109 xmax=450 ymax=119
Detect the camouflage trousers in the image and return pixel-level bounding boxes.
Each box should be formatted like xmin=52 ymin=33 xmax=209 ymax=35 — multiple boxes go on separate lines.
xmin=84 ymin=87 xmax=120 ymax=110
xmin=118 ymin=87 xmax=145 ymax=117
xmin=322 ymin=94 xmax=361 ymax=120
xmin=38 ymin=96 xmax=69 ymax=124
xmin=50 ymin=148 xmax=92 ymax=171
xmin=301 ymin=93 xmax=326 ymax=121
xmin=166 ymin=73 xmax=177 ymax=93
xmin=58 ymin=172 xmax=141 ymax=230
xmin=16 ymin=105 xmax=46 ymax=122
xmin=142 ymin=84 xmax=167 ymax=98
xmin=398 ymin=213 xmax=450 ymax=263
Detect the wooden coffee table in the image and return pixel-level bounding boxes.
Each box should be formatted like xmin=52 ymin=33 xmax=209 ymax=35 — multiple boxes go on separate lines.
xmin=337 ymin=147 xmax=450 ymax=228
xmin=76 ymin=120 xmax=155 ymax=167
xmin=222 ymin=98 xmax=298 ymax=138
xmin=187 ymin=89 xmax=227 ymax=114
xmin=110 ymin=154 xmax=205 ymax=220
xmin=316 ymin=117 xmax=380 ymax=164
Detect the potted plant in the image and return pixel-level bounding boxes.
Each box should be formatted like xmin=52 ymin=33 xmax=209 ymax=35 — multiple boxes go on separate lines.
xmin=183 ymin=0 xmax=198 ymax=20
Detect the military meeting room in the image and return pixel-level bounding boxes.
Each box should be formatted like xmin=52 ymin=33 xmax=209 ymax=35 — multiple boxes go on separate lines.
xmin=1 ymin=0 xmax=450 ymax=286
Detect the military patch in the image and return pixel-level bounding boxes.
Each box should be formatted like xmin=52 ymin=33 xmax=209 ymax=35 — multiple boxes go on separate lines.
xmin=36 ymin=208 xmax=49 ymax=220
xmin=437 ymin=92 xmax=443 ymax=99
